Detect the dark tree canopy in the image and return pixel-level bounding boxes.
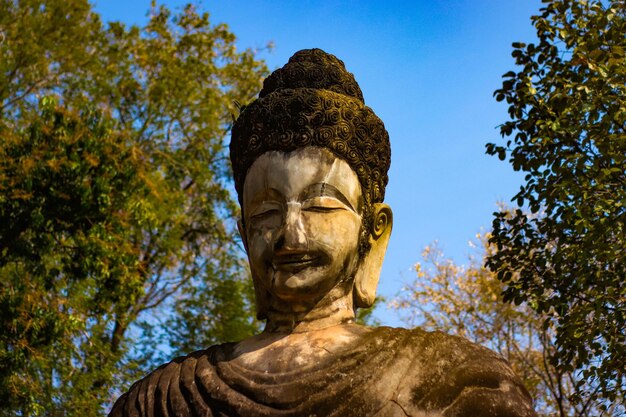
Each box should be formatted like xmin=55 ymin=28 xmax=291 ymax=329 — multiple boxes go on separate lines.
xmin=0 ymin=0 xmax=267 ymax=414
xmin=486 ymin=0 xmax=625 ymax=409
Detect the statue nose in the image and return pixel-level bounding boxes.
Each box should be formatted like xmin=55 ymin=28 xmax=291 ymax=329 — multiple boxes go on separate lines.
xmin=276 ymin=202 xmax=307 ymax=250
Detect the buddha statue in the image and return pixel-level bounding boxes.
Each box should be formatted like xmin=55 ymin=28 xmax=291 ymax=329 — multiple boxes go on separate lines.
xmin=110 ymin=49 xmax=537 ymax=417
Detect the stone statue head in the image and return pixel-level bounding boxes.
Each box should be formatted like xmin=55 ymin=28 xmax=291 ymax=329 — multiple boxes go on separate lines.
xmin=230 ymin=49 xmax=392 ymax=325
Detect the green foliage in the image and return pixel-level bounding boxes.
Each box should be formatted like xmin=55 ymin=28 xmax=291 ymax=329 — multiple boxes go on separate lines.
xmin=0 ymin=0 xmax=267 ymax=414
xmin=0 ymin=105 xmax=147 ymax=414
xmin=161 ymin=259 xmax=261 ymax=359
xmin=486 ymin=0 xmax=625 ymax=408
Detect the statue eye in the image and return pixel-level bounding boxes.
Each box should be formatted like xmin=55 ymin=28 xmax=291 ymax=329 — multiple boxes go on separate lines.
xmin=301 ymin=196 xmax=350 ymax=213
xmin=249 ymin=202 xmax=283 ymax=222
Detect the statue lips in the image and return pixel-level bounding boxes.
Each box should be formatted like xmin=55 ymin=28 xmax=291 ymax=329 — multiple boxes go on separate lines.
xmin=271 ymin=251 xmax=327 ymax=273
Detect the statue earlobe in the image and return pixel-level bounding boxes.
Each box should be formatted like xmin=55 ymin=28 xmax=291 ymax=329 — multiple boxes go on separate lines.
xmin=354 ymin=204 xmax=393 ymax=308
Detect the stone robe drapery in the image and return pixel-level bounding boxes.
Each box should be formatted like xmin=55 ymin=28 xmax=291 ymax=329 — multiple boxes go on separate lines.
xmin=109 ymin=326 xmax=536 ymax=417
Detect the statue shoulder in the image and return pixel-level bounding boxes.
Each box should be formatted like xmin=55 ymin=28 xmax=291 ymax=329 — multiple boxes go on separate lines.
xmin=108 ymin=328 xmax=537 ymax=417
xmin=394 ymin=327 xmax=538 ymax=417
xmin=108 ymin=343 xmax=234 ymax=417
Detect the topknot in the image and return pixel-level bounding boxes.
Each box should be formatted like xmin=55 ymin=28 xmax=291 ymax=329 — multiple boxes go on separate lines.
xmin=259 ymin=48 xmax=364 ymax=102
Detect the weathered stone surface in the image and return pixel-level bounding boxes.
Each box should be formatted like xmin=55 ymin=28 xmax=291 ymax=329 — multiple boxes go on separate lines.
xmin=110 ymin=325 xmax=536 ymax=416
xmin=110 ymin=49 xmax=538 ymax=417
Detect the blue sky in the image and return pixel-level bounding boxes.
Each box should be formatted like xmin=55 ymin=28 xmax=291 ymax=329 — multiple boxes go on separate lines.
xmin=94 ymin=0 xmax=542 ymax=326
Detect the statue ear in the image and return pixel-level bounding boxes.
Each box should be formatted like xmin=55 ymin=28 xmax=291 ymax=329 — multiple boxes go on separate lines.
xmin=354 ymin=203 xmax=393 ymax=309
xmin=238 ymin=219 xmax=269 ymax=320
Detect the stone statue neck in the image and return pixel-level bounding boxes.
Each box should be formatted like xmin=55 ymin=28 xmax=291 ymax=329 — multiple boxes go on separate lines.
xmin=263 ymin=289 xmax=355 ymax=333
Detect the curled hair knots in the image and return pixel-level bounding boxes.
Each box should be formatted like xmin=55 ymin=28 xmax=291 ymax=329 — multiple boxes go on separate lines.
xmin=259 ymin=49 xmax=364 ymax=102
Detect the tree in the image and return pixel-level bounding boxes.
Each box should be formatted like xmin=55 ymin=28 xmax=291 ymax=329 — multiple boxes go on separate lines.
xmin=392 ymin=236 xmax=623 ymax=416
xmin=0 ymin=0 xmax=268 ymax=414
xmin=1 ymin=101 xmax=146 ymax=414
xmin=486 ymin=0 xmax=626 ymax=408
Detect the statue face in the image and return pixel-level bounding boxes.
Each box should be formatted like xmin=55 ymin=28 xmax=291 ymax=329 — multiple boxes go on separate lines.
xmin=242 ymin=147 xmax=362 ymax=303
